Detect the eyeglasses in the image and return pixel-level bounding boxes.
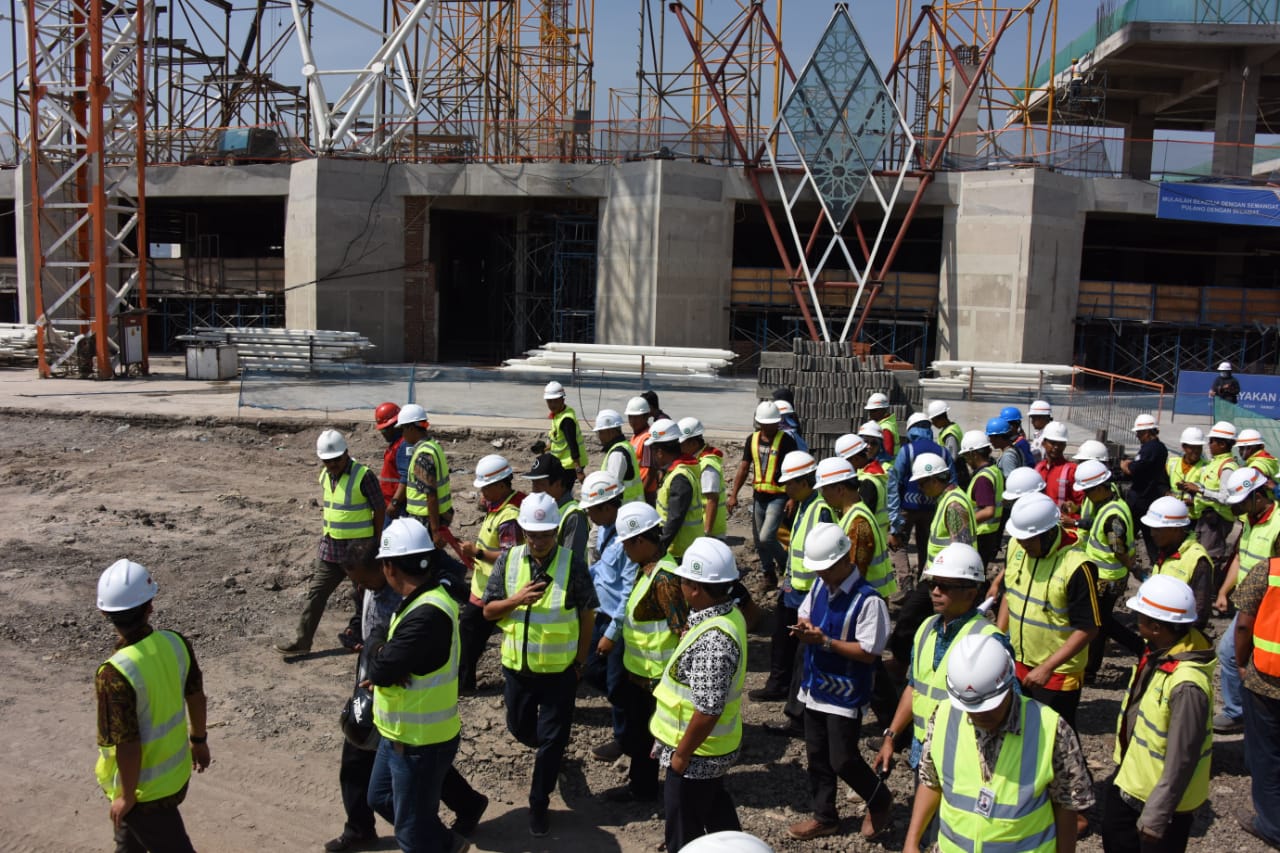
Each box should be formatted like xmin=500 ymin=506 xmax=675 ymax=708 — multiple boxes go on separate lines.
xmin=927 ymin=580 xmax=975 ymax=593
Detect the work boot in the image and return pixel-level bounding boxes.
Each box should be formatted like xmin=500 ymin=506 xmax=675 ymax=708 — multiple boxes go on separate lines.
xmin=323 ymin=828 xmax=376 ymax=852
xmin=1213 ymin=712 xmax=1244 ymax=734
xmin=748 ymin=686 xmax=788 ymax=702
xmin=274 ymin=640 xmax=311 ymax=657
xmin=529 ymin=805 xmax=550 ymax=838
xmin=591 ymin=739 xmax=624 ymax=762
xmin=451 ymin=793 xmax=488 ymax=837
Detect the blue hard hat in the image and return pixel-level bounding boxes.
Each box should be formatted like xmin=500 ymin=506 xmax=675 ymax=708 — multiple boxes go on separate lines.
xmin=999 ymin=406 xmax=1023 ymax=422
xmin=986 ymin=417 xmax=1012 ymax=437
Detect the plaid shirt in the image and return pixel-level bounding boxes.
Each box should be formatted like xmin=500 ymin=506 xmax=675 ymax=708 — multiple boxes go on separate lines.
xmin=317 ymin=459 xmax=386 ymax=563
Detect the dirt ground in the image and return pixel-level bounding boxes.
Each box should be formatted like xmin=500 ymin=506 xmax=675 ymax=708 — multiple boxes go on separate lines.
xmin=0 ymin=411 xmax=1258 ymax=852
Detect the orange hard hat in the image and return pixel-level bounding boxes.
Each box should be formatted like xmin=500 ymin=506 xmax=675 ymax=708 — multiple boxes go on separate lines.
xmin=374 ymin=402 xmax=401 ymax=430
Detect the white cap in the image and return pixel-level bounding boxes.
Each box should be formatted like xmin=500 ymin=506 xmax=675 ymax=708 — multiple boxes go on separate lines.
xmin=1219 ymin=361 xmax=1233 ymax=371
xmin=1225 ymin=466 xmax=1270 ymax=504
xmin=1131 ymin=413 xmax=1157 ymax=432
xmin=864 ymin=392 xmax=890 ymax=410
xmin=1072 ymin=440 xmax=1108 ymax=462
xmin=543 ymin=381 xmax=566 ymax=400
xmin=1028 ymin=400 xmax=1053 ymax=417
xmin=910 ymin=452 xmax=949 ymax=482
xmin=592 ymin=409 xmax=624 ymax=431
xmin=678 ymin=417 xmax=704 ymax=440
xmin=580 ymin=471 xmax=623 ymax=508
xmin=679 ymin=831 xmax=775 ymax=853
xmin=946 ymin=633 xmax=1016 ymax=713
xmin=377 ymin=517 xmax=435 ymax=559
xmin=672 ymin=537 xmax=740 ymax=583
xmin=1005 ymin=492 xmax=1060 ymax=539
xmin=775 ymin=400 xmax=794 ymax=416
xmin=814 ymin=457 xmax=855 ymax=489
xmin=858 ymin=421 xmax=883 ymax=441
xmin=616 ymin=502 xmax=661 ymax=541
xmin=1042 ymin=421 xmax=1069 ymax=443
xmin=518 ymin=492 xmax=560 ymax=531
xmin=1209 ymin=421 xmax=1237 ymax=441
xmin=1002 ymin=467 xmax=1046 ymax=501
xmin=473 ymin=454 xmax=513 ymax=488
xmin=778 ymin=450 xmax=817 ymax=483
xmin=1127 ymin=574 xmax=1197 ymax=625
xmin=754 ymin=400 xmax=782 ymax=425
xmin=645 ymin=417 xmax=683 ymax=445
xmin=1142 ymin=495 xmax=1191 ymax=528
xmin=923 ymin=543 xmax=986 ymax=584
xmin=1074 ymin=459 xmax=1111 ymax=490
xmin=316 ymin=429 xmax=348 ymax=460
xmin=1179 ymin=427 xmax=1205 ymax=446
xmin=960 ymin=430 xmax=991 ymax=454
xmin=834 ymin=433 xmax=868 ymax=459
xmin=926 ymin=400 xmax=949 ymax=419
xmin=801 ymin=523 xmax=852 ymax=572
xmin=625 ymin=396 xmax=651 ymax=416
xmin=396 ymin=403 xmax=429 ymax=427
xmin=97 ymin=559 xmax=158 ymax=611
xmin=1237 ymin=428 xmax=1264 ymax=448
xmin=907 ymin=412 xmax=932 ymax=430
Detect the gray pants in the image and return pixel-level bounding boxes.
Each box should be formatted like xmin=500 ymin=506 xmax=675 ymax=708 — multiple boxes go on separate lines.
xmin=293 ymin=557 xmax=354 ymax=649
xmin=1194 ymin=511 xmax=1233 ymax=590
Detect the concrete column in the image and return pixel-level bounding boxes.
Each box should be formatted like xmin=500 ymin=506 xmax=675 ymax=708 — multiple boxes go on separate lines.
xmin=1123 ymin=113 xmax=1155 ymax=181
xmin=948 ymin=58 xmax=982 ymax=160
xmin=937 ymin=170 xmax=1085 ymax=365
xmin=597 ymin=160 xmax=734 ymax=348
xmin=284 ymin=159 xmax=406 ymax=362
xmin=1213 ymin=51 xmax=1260 ymax=179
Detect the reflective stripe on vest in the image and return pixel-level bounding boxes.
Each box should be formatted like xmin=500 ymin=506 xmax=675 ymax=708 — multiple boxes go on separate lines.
xmin=405 ymin=440 xmax=452 ymax=518
xmin=373 ymin=587 xmax=461 ymax=745
xmin=320 ymin=462 xmax=375 ymax=540
xmin=1252 ymin=558 xmax=1280 ymax=677
xmin=927 ymin=488 xmax=977 ymax=564
xmin=787 ymin=494 xmax=832 ymax=592
xmin=1083 ymin=500 xmax=1134 ymax=582
xmin=840 ymin=502 xmax=895 ymax=596
xmin=499 ymin=545 xmax=580 ymax=673
xmin=698 ymin=449 xmax=729 ymax=536
xmin=935 ymin=697 xmax=1057 ymax=853
xmin=649 ymin=607 xmax=747 ymax=756
xmin=750 ymin=431 xmax=785 ymax=494
xmin=1166 ymin=457 xmax=1205 ymax=498
xmin=602 ymin=440 xmax=644 ymax=504
xmin=879 ymin=414 xmax=900 ymax=456
xmin=1005 ymin=540 xmax=1092 ymax=674
xmin=558 ymin=499 xmax=587 ymax=552
xmin=95 ymin=630 xmax=192 ymax=802
xmin=471 ymin=493 xmax=521 ymax=600
xmin=621 ymin=560 xmax=681 ymax=679
xmin=657 ymin=462 xmax=705 ymax=558
xmin=1194 ymin=454 xmax=1237 ymax=522
xmin=939 ymin=422 xmax=963 ymax=454
xmin=968 ymin=465 xmax=1005 ymax=536
xmin=858 ymin=469 xmax=890 ymax=534
xmin=1153 ymin=536 xmax=1210 ymax=587
xmin=550 ymin=406 xmax=588 ymax=469
xmin=1239 ymin=506 xmax=1280 ymax=584
xmin=908 ymin=614 xmax=1003 ymax=744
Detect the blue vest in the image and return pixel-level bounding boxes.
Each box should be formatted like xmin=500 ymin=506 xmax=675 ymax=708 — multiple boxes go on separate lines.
xmin=1015 ymin=436 xmax=1035 ymax=468
xmin=900 ymin=438 xmax=949 ymax=511
xmin=800 ymin=576 xmax=879 ymax=709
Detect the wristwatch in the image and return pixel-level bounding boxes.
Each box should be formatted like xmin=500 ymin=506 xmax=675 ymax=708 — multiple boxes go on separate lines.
xmin=822 ymin=636 xmax=833 ymax=653
xmin=882 ymin=728 xmax=897 ymax=741
xmin=189 ymin=734 xmax=208 ymax=744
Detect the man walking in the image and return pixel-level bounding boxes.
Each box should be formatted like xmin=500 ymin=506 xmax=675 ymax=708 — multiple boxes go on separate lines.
xmin=679 ymin=417 xmax=728 ymax=538
xmin=539 ymin=381 xmax=588 ymax=480
xmin=727 ymin=401 xmax=798 ymax=590
xmin=399 ymin=405 xmax=453 ymax=540
xmin=648 ymin=418 xmax=706 ymax=560
xmin=1121 ymin=414 xmax=1169 ymax=561
xmin=1179 ymin=421 xmax=1239 ymax=589
xmin=593 ymin=409 xmax=643 ymax=502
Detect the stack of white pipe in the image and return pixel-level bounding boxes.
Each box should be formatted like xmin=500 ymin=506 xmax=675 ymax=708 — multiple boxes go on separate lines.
xmin=179 ymin=326 xmax=374 ymax=366
xmin=921 ymin=360 xmax=1076 ymax=395
xmin=502 ymin=342 xmax=736 ymax=378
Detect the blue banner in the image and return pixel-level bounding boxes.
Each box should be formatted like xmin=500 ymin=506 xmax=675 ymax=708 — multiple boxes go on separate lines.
xmin=1175 ymin=370 xmax=1280 ymax=418
xmin=1157 ymin=183 xmax=1280 ymax=228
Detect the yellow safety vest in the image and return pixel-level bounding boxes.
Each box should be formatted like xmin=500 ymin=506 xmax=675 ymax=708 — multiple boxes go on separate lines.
xmin=1152 ymin=535 xmax=1211 ymax=587
xmin=938 ymin=422 xmax=963 ymax=454
xmin=968 ymin=465 xmax=1005 ymax=537
xmin=1113 ymin=633 xmax=1214 ymax=811
xmin=1005 ymin=535 xmax=1093 ymax=674
xmin=698 ymin=449 xmax=729 ymax=537
xmin=558 ymin=497 xmax=587 ymax=552
xmin=927 ymin=488 xmax=977 ymax=565
xmin=498 ymin=545 xmax=580 ymax=673
xmin=96 ymin=630 xmax=192 ymax=802
xmin=1239 ymin=504 xmax=1280 ymax=586
xmin=1194 ymin=453 xmax=1237 ymax=523
xmin=934 ymin=697 xmax=1058 ymax=853
xmin=909 ymin=613 xmax=1004 ymax=744
xmin=839 ymin=502 xmax=895 ymax=596
xmin=787 ymin=493 xmax=832 ymax=593
xmin=621 ymin=555 xmax=681 ymax=680
xmin=879 ymin=413 xmax=900 ymax=456
xmin=405 ymin=440 xmax=452 ymax=520
xmin=319 ymin=462 xmax=375 ymax=540
xmin=1083 ymin=499 xmax=1134 ymax=583
xmin=471 ymin=493 xmax=521 ymax=600
xmin=1166 ymin=456 xmax=1205 ymax=497
xmin=649 ymin=606 xmax=747 ymax=756
xmin=858 ymin=468 xmax=891 ymax=535
xmin=601 ymin=439 xmax=644 ymax=504
xmin=749 ymin=431 xmax=785 ymax=495
xmin=372 ymin=586 xmax=461 ymax=746
xmin=1248 ymin=451 xmax=1280 ymax=480
xmin=549 ymin=406 xmax=588 ymax=470
xmin=656 ymin=460 xmax=705 ymax=559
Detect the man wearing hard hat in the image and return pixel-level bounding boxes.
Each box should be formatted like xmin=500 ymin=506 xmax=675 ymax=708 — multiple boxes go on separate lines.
xmin=728 ymin=400 xmax=800 ymax=590
xmin=277 ymin=429 xmax=386 ymax=656
xmin=865 ymin=392 xmax=899 ymax=459
xmin=648 ymin=418 xmax=707 ymax=560
xmin=373 ymin=402 xmax=405 ymax=510
xmin=1179 ymin=421 xmax=1239 ymax=592
xmin=397 ymin=404 xmax=453 ymax=541
xmin=1142 ymin=496 xmax=1213 ymax=631
xmin=1238 ymin=429 xmax=1280 ymax=480
xmin=1211 ymin=361 xmax=1240 ymax=406
xmin=1120 ymin=413 xmax=1169 ymax=561
xmin=94 ymin=559 xmax=211 ymax=852
xmin=592 ymin=409 xmax=644 ymax=503
xmin=1075 ymin=459 xmax=1140 ymax=685
xmin=538 ymin=381 xmax=588 ymax=481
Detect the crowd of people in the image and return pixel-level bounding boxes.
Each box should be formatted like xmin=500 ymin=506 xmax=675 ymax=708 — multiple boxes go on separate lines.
xmin=92 ymin=378 xmax=1280 ymax=853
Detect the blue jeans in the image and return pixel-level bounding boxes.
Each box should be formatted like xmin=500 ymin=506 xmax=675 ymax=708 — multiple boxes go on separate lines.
xmin=368 ymin=735 xmax=459 ymax=852
xmin=752 ymin=494 xmax=787 ymax=577
xmin=585 ymin=612 xmax=626 ymax=741
xmin=1244 ymin=687 xmax=1280 ymax=845
xmin=1218 ymin=614 xmax=1244 ymax=721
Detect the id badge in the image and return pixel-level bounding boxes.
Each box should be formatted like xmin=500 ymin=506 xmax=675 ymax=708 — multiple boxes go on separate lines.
xmin=975 ymin=786 xmax=996 ymax=818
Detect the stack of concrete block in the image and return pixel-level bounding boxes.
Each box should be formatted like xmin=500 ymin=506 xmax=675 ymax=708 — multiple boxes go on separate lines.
xmin=757 ymin=339 xmax=923 ymax=460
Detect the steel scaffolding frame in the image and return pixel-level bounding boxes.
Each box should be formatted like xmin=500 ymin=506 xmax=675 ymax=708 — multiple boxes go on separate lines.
xmin=1074 ymin=320 xmax=1280 ymax=388
xmin=551 ymin=216 xmax=596 ymax=342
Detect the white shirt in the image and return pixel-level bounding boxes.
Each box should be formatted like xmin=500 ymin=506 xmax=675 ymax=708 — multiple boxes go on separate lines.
xmin=700 ymin=464 xmax=721 ymax=496
xmin=797 ymin=570 xmax=890 ymax=718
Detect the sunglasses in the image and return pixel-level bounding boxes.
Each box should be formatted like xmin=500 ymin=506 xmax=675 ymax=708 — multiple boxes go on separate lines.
xmin=927 ymin=579 xmax=975 ymax=593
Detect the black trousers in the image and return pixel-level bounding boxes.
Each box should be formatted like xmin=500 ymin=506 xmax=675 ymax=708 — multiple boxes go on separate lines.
xmin=765 ymin=592 xmax=800 ymax=693
xmin=1087 ymin=580 xmax=1143 ymax=678
xmin=112 ymin=794 xmax=196 ymax=853
xmin=503 ymin=666 xmax=577 ymax=809
xmin=889 ymin=585 xmax=934 ymax=667
xmin=458 ymin=600 xmax=497 ymax=690
xmin=901 ymin=507 xmax=936 ymax=578
xmin=803 ymin=707 xmax=891 ymax=824
xmin=616 ymin=675 xmax=660 ymax=797
xmin=976 ymin=530 xmax=1002 ymax=568
xmin=1101 ymin=780 xmax=1195 ymax=853
xmin=663 ymin=768 xmax=740 ymax=853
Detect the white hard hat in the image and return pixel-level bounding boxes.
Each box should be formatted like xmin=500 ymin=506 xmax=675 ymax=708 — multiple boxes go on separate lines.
xmin=778 ymin=450 xmax=817 ymax=483
xmin=678 ymin=417 xmax=704 ymax=440
xmin=1142 ymin=495 xmax=1191 ymax=528
xmin=834 ymin=433 xmax=869 ymax=459
xmin=909 ymin=452 xmax=949 ymax=482
xmin=580 ymin=471 xmax=623 ymax=508
xmin=672 ymin=537 xmax=740 ymax=583
xmin=395 ymin=403 xmax=429 ymax=427
xmin=645 ymin=417 xmax=683 ymax=445
xmin=680 ymin=831 xmax=775 ymax=853
xmin=1237 ymin=428 xmax=1264 ymax=448
xmin=543 ymin=380 xmax=566 ymax=400
xmin=858 ymin=421 xmax=883 ymax=441
xmin=754 ymin=400 xmax=782 ymax=425
xmin=1042 ymin=421 xmax=1069 ymax=443
xmin=1127 ymin=574 xmax=1197 ymax=625
xmin=1179 ymin=427 xmax=1205 ymax=446
xmin=1074 ymin=459 xmax=1111 ymax=491
xmin=1226 ymin=466 xmax=1270 ymax=504
xmin=945 ymin=633 xmax=1016 ymax=713
xmin=97 ymin=559 xmax=158 ymax=611
xmin=814 ymin=457 xmax=855 ymax=489
xmin=1131 ymin=413 xmax=1157 ymax=432
xmin=775 ymin=400 xmax=794 ymax=416
xmin=473 ymin=453 xmax=514 ymax=488
xmin=316 ymin=429 xmax=348 ymax=460
xmin=377 ymin=517 xmax=435 ymax=560
xmin=1005 ymin=492 xmax=1060 ymax=539
xmin=592 ymin=409 xmax=624 ymax=432
xmin=1028 ymin=400 xmax=1053 ymax=417
xmin=924 ymin=543 xmax=986 ymax=584
xmin=1209 ymin=421 xmax=1237 ymax=442
xmin=864 ymin=392 xmax=890 ymax=410
xmin=518 ymin=492 xmax=560 ymax=531
xmin=1072 ymin=440 xmax=1109 ymax=462
xmin=624 ymin=396 xmax=651 ymax=416
xmin=1219 ymin=361 xmax=1233 ymax=371
xmin=907 ymin=412 xmax=932 ymax=430
xmin=616 ymin=502 xmax=661 ymax=541
xmin=801 ymin=522 xmax=852 ymax=572
xmin=1002 ymin=467 xmax=1046 ymax=500
xmin=960 ymin=430 xmax=991 ymax=454
xmin=926 ymin=400 xmax=949 ymax=419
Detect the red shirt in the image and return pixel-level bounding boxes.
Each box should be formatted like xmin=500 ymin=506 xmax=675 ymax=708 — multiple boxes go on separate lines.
xmin=379 ymin=436 xmax=404 ymax=503
xmin=1035 ymin=458 xmax=1082 ymax=510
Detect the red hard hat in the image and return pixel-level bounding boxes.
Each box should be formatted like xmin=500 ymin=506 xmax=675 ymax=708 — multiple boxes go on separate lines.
xmin=374 ymin=402 xmax=401 ymax=430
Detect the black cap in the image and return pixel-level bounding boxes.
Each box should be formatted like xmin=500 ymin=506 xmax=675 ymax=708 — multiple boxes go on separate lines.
xmin=525 ymin=453 xmax=564 ymax=481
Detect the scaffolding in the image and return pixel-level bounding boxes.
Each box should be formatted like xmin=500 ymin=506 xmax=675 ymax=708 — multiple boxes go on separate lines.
xmin=1075 ymin=320 xmax=1280 ymax=388
xmin=551 ymin=216 xmax=596 ymax=342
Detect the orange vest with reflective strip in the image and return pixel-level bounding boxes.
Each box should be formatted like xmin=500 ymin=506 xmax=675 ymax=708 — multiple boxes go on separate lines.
xmin=1252 ymin=557 xmax=1280 ymax=677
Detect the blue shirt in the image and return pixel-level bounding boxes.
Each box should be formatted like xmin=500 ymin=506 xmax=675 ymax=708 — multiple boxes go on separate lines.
xmin=887 ymin=426 xmax=957 ymax=531
xmin=395 ymin=440 xmax=414 ymax=482
xmin=588 ymin=524 xmax=638 ymax=642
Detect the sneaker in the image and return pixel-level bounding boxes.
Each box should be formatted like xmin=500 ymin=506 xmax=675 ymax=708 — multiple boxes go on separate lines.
xmin=451 ymin=793 xmax=488 ymax=837
xmin=747 ymin=686 xmax=788 ymax=702
xmin=1213 ymin=712 xmax=1244 ymax=734
xmin=274 ymin=641 xmax=311 ymax=657
xmin=788 ymin=819 xmax=839 ymax=840
xmin=529 ymin=806 xmax=550 ymax=838
xmin=591 ymin=739 xmax=624 ymax=762
xmin=1238 ymin=809 xmax=1280 ymax=850
xmin=323 ymin=828 xmax=377 ymax=852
